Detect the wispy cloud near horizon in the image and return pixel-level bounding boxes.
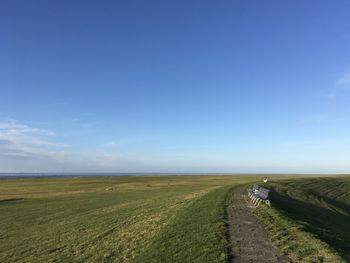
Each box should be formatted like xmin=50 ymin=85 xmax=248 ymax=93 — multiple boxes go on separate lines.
xmin=0 ymin=119 xmax=63 ymax=159
xmin=0 ymin=119 xmax=147 ymax=172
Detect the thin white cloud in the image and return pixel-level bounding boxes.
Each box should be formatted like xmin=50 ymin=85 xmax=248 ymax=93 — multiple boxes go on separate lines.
xmin=300 ymin=114 xmax=343 ymax=125
xmin=322 ymin=70 xmax=350 ymax=100
xmin=336 ymin=70 xmax=350 ymax=89
xmin=63 ymin=117 xmax=97 ymax=129
xmin=0 ymin=119 xmax=62 ymax=159
xmin=300 ymin=114 xmax=329 ymax=124
xmin=100 ymin=139 xmax=134 ymax=148
xmin=0 ymin=120 xmax=55 ymax=136
xmin=0 ymin=119 xmax=147 ymax=172
xmin=280 ymin=138 xmax=348 ymax=149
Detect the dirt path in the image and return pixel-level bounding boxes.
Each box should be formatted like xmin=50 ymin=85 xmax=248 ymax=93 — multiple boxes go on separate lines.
xmin=225 ymin=186 xmax=288 ymax=263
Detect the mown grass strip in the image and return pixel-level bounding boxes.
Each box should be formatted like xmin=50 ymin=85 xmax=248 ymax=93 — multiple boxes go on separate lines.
xmin=135 ymin=186 xmax=232 ymax=263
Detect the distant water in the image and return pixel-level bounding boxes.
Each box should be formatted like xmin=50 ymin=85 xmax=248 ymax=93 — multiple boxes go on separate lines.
xmin=0 ymin=172 xmax=167 ymax=179
xmin=0 ymin=172 xmax=248 ymax=179
xmin=0 ymin=172 xmax=341 ymax=179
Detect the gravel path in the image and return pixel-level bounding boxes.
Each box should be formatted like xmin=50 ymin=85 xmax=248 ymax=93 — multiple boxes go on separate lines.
xmin=225 ymin=186 xmax=288 ymax=263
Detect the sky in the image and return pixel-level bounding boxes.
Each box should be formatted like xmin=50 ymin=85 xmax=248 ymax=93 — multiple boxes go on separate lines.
xmin=1 ymin=1 xmax=350 ymax=173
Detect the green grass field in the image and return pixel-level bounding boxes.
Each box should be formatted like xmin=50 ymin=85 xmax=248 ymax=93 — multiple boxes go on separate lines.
xmin=0 ymin=176 xmax=257 ymax=262
xmin=0 ymin=175 xmax=349 ymax=263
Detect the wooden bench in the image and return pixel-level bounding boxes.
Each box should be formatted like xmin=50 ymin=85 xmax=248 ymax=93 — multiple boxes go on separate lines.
xmin=247 ymin=184 xmax=271 ymax=207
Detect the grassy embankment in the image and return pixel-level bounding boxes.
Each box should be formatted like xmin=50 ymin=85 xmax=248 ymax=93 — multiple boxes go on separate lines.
xmin=253 ymin=177 xmax=350 ymax=263
xmin=0 ymin=175 xmax=257 ymax=262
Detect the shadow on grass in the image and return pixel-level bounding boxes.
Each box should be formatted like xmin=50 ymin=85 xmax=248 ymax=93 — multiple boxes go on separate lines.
xmin=270 ymin=190 xmax=350 ymax=261
xmin=0 ymin=198 xmax=23 ymax=204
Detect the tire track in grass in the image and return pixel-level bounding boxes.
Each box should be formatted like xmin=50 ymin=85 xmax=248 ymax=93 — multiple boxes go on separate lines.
xmin=135 ymin=186 xmax=231 ymax=263
xmin=0 ymin=187 xmax=215 ymax=263
xmin=69 ymin=188 xmax=217 ymax=263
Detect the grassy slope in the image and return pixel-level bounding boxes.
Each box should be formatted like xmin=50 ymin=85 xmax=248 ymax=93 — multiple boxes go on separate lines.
xmin=252 ymin=177 xmax=350 ymax=263
xmin=0 ymin=175 xmax=257 ymax=262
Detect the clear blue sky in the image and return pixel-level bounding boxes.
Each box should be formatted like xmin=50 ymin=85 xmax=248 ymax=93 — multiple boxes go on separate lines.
xmin=1 ymin=1 xmax=350 ymax=173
